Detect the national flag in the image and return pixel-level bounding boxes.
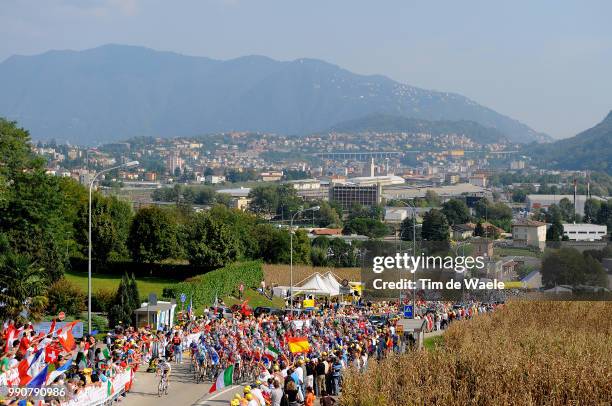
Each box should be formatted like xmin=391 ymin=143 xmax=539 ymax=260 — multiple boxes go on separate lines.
xmin=102 ymin=347 xmax=111 ymax=360
xmin=57 ymin=321 xmax=77 ymax=352
xmin=48 ymin=319 xmax=56 ymax=335
xmin=45 ymin=345 xmax=60 ymax=364
xmin=208 ymin=365 xmax=233 ymax=393
xmin=187 ymin=296 xmax=192 ymax=317
xmin=264 ymin=345 xmax=280 ymax=361
xmin=4 ymin=324 xmax=17 ymax=353
xmin=107 ymin=379 xmax=113 ymax=396
xmin=288 ymin=337 xmax=310 ymax=354
xmin=27 ymin=365 xmax=48 ymax=388
xmin=27 ymin=349 xmax=46 ymax=382
xmin=17 ymin=357 xmax=31 ymax=386
xmin=45 ymin=357 xmax=73 ymax=385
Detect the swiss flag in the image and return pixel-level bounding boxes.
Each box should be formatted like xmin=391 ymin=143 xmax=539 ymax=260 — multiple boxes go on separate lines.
xmin=57 ymin=322 xmax=77 ymax=352
xmin=18 ymin=357 xmax=32 ymax=385
xmin=45 ymin=345 xmax=60 ymax=363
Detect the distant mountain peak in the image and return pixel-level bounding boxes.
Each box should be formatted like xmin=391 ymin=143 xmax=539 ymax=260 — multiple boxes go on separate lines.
xmin=0 ymin=44 xmax=548 ymax=144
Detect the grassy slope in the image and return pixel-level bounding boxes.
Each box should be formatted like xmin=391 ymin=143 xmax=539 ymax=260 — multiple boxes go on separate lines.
xmin=64 ymin=270 xmax=175 ymax=297
xmin=223 ymin=288 xmax=285 ymax=309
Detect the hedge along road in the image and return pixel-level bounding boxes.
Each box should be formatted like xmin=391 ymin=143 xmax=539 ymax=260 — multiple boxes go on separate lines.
xmin=123 ymin=361 xmax=240 ymax=406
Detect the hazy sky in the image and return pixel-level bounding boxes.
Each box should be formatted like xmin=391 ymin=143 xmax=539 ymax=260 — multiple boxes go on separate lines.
xmin=1 ymin=0 xmax=611 ymax=139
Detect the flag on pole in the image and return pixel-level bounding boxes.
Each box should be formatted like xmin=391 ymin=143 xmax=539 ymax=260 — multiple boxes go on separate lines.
xmin=264 ymin=345 xmax=280 ymax=361
xmin=288 ymin=337 xmax=310 ymax=354
xmin=57 ymin=321 xmax=77 ymax=352
xmin=48 ymin=319 xmax=57 ymax=335
xmin=187 ymin=296 xmax=193 ymax=318
xmin=208 ymin=365 xmax=233 ymax=393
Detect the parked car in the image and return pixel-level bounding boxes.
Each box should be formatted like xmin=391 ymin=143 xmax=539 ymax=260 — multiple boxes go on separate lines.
xmin=254 ymin=306 xmax=285 ymax=317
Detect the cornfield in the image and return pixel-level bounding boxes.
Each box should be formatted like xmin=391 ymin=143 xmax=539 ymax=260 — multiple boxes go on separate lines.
xmin=263 ymin=264 xmax=360 ymax=286
xmin=341 ymin=301 xmax=612 ymax=406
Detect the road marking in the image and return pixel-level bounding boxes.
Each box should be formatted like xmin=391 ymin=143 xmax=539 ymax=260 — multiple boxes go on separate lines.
xmin=196 ymin=385 xmax=238 ymax=404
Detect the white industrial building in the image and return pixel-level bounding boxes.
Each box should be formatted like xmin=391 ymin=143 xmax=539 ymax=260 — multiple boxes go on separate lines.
xmin=526 ymin=194 xmax=606 ymax=216
xmin=562 ymin=223 xmax=607 ymax=241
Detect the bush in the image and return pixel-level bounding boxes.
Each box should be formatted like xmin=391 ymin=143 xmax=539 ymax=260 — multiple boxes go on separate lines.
xmin=92 ymin=288 xmax=115 ymax=313
xmin=163 ymin=261 xmax=263 ymax=308
xmin=46 ymin=278 xmax=86 ymax=317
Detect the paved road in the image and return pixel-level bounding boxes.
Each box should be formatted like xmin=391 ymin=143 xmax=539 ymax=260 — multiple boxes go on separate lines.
xmin=123 ymin=360 xmax=221 ymax=406
xmin=124 ymin=330 xmax=446 ymax=405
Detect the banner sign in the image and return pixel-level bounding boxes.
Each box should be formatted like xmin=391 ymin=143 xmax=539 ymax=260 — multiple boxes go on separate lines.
xmin=33 ymin=321 xmax=84 ymax=338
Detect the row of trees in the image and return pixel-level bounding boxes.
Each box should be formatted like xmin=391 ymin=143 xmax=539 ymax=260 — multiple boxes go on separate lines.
xmin=399 ymin=197 xmax=513 ymax=243
xmin=541 ymin=247 xmax=608 ymax=288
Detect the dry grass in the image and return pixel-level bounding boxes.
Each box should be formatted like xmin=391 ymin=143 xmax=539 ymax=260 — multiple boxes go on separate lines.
xmin=263 ymin=264 xmax=360 ymax=286
xmin=341 ymin=301 xmax=612 ymax=406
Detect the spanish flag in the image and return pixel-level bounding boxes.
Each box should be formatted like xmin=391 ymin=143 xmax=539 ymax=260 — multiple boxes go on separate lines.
xmin=288 ymin=337 xmax=310 ymax=354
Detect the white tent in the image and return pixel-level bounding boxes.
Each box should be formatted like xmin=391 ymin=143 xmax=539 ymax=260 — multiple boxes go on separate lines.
xmin=297 ymin=273 xmax=338 ymax=296
xmin=321 ymin=271 xmax=342 ymax=296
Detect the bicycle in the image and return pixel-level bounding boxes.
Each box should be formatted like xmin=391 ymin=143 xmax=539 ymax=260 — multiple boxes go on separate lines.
xmin=158 ymin=373 xmax=169 ymax=397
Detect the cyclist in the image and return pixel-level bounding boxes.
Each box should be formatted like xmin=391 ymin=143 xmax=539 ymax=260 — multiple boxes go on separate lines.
xmin=156 ymin=357 xmax=172 ymax=396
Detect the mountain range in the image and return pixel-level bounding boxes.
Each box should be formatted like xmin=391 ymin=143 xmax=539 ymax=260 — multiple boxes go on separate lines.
xmin=527 ymin=111 xmax=612 ymax=174
xmin=0 ymin=44 xmax=550 ymax=145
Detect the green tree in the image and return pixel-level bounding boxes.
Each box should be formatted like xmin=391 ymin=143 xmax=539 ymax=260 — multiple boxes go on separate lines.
xmin=424 ymin=190 xmax=441 ymax=206
xmin=107 ymin=273 xmax=136 ymax=327
xmin=46 ymin=278 xmax=86 ymax=317
xmin=328 ymin=238 xmax=359 ymax=267
xmin=316 ymin=201 xmax=342 ymax=228
xmin=400 ymin=216 xmax=420 ymax=241
xmin=186 ymin=212 xmax=240 ymax=269
xmin=207 ymin=204 xmax=258 ymax=259
xmin=512 ymin=189 xmax=528 ymax=203
xmin=277 ymin=184 xmax=302 ymax=219
xmin=343 ymin=217 xmax=389 ymax=239
xmin=546 ymin=219 xmax=564 ymax=241
xmin=421 ymin=209 xmax=450 ymax=241
xmin=255 ymin=224 xmax=291 ymax=263
xmin=0 ymin=120 xmax=88 ymax=282
xmin=541 ymin=248 xmax=607 ymax=288
xmin=441 ymin=199 xmax=470 ymax=225
xmin=0 ymin=251 xmax=48 ymax=322
xmin=545 ymin=204 xmax=564 ymax=241
xmin=248 ymin=185 xmax=279 ymax=216
xmin=583 ymin=198 xmax=601 ymax=223
xmin=194 ymin=187 xmax=217 ymax=205
xmin=75 ymin=195 xmax=132 ymax=263
xmin=291 ymin=229 xmax=312 ymax=265
xmin=595 ymin=201 xmax=612 ymax=233
xmin=128 ymin=273 xmax=140 ymax=310
xmin=128 ymin=207 xmax=179 ymax=263
xmin=559 ymin=198 xmax=575 ymax=222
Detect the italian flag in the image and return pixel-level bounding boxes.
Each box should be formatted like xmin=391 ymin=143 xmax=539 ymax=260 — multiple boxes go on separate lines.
xmin=264 ymin=345 xmax=280 ymax=361
xmin=208 ymin=365 xmax=233 ymax=393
